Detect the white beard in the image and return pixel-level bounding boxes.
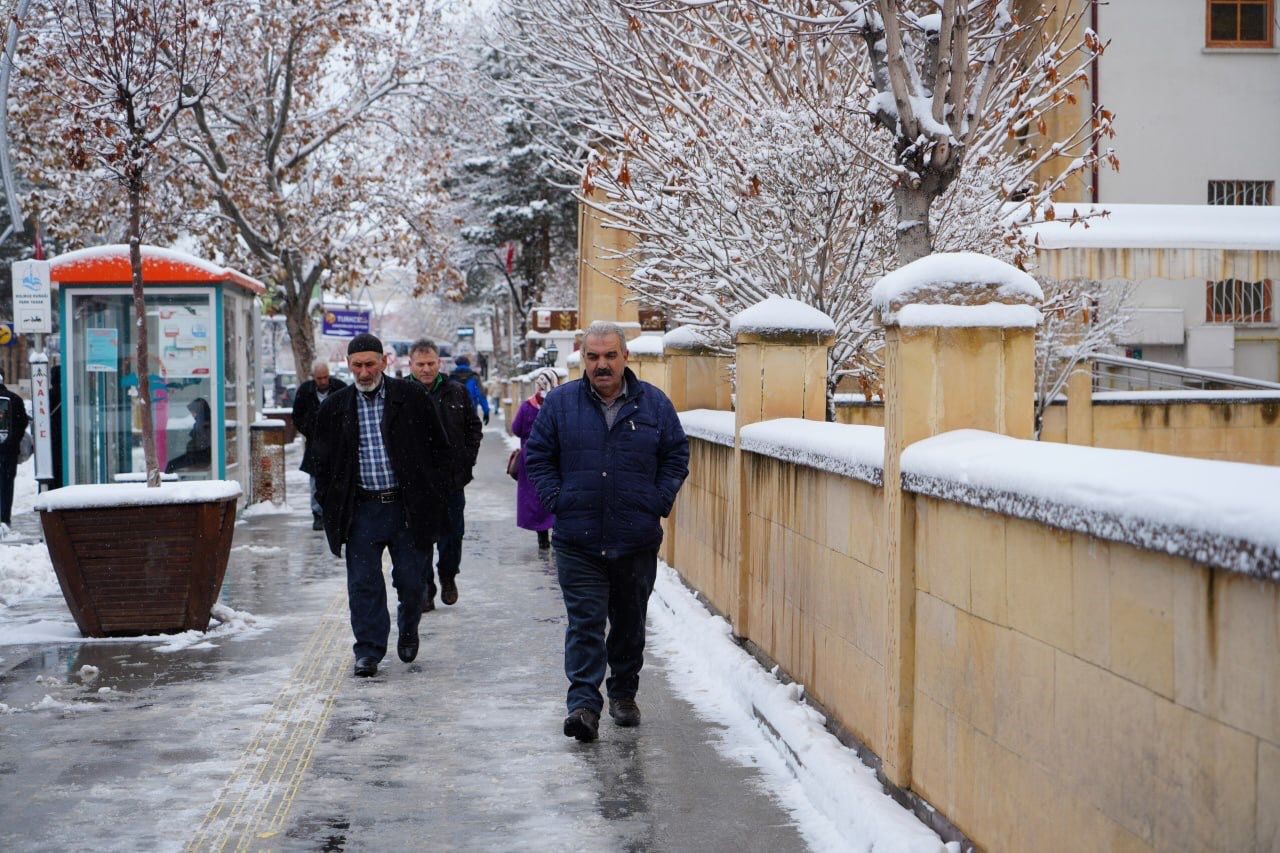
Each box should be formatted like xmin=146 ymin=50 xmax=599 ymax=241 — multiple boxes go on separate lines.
xmin=355 ymin=378 xmax=380 ymax=393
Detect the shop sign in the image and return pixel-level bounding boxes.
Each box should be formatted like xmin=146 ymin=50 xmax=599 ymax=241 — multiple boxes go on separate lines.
xmin=321 ymin=307 xmax=370 ymax=338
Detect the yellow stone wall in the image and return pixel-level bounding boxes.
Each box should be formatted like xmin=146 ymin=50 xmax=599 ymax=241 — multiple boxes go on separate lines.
xmin=742 ymin=454 xmax=888 ymax=753
xmin=1041 ymin=400 xmax=1280 ymax=466
xmin=672 ymin=438 xmax=737 ymax=614
xmin=629 ymin=353 xmax=668 ymax=393
xmin=833 ymin=402 xmax=885 ymax=427
xmin=577 ymin=186 xmax=640 ymax=328
xmin=911 ymin=496 xmax=1279 ymax=851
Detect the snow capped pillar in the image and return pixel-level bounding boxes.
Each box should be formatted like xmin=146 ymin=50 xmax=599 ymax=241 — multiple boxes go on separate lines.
xmin=871 ymin=251 xmax=1043 ymax=789
xmin=663 ymin=325 xmax=732 ymax=412
xmin=729 ymin=297 xmax=836 ymax=635
xmin=730 ymin=296 xmax=836 ymax=433
xmin=627 ymin=333 xmax=668 ymax=394
xmin=577 ymin=185 xmax=641 ymax=330
xmin=1066 ymin=360 xmax=1095 ymax=446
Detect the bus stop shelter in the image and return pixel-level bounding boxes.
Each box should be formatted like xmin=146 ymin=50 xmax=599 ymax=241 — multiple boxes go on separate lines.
xmin=49 ymin=245 xmax=264 ymax=495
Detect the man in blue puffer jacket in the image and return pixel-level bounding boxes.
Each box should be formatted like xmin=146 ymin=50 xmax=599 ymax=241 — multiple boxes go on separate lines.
xmin=525 ymin=321 xmax=689 ymax=743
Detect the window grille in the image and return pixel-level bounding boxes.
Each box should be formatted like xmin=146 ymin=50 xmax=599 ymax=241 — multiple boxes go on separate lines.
xmin=1208 ymin=179 xmax=1275 ymax=206
xmin=1206 ymin=279 xmax=1273 ymax=324
xmin=1206 ymin=0 xmax=1274 ymax=47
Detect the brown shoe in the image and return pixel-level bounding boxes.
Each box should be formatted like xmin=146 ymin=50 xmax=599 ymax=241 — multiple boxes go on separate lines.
xmin=563 ymin=708 xmax=599 ymax=742
xmin=440 ymin=575 xmax=458 ymax=606
xmin=608 ymin=697 xmax=641 ymax=727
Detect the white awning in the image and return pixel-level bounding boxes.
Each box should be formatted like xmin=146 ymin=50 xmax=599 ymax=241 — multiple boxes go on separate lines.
xmin=1027 ymin=203 xmax=1280 ymax=281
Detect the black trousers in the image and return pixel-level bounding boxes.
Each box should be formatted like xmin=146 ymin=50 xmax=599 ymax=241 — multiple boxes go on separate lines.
xmin=0 ymin=452 xmax=16 ymax=524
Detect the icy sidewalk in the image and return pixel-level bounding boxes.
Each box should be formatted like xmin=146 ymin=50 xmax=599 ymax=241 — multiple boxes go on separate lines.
xmin=0 ymin=432 xmax=950 ymax=852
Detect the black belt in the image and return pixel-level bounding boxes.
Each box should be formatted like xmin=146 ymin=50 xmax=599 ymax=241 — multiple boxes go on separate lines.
xmin=356 ymin=487 xmax=402 ymax=503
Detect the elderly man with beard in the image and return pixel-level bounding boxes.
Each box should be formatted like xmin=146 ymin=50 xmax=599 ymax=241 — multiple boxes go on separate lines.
xmin=312 ymin=333 xmax=452 ymax=678
xmin=524 ymin=321 xmax=690 ymax=742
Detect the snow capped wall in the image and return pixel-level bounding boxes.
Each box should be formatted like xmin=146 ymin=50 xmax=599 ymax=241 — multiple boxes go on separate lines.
xmin=1028 ymin=203 xmax=1280 ymax=252
xmin=663 ymin=324 xmax=719 ymax=352
xmin=901 ymin=430 xmax=1280 ymax=580
xmin=627 ymin=334 xmax=665 ymax=356
xmin=678 ymin=409 xmax=735 ymax=448
xmin=739 ymin=420 xmax=884 ymax=486
xmin=730 ymin=296 xmax=836 ymax=337
xmin=872 ymin=252 xmax=1043 ymax=327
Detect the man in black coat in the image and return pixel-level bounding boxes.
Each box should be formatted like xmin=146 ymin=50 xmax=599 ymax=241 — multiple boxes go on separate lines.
xmin=311 ymin=333 xmax=452 ymax=678
xmin=408 ymin=338 xmax=483 ymax=610
xmin=0 ymin=371 xmax=29 ymax=533
xmin=292 ymin=361 xmax=347 ymax=530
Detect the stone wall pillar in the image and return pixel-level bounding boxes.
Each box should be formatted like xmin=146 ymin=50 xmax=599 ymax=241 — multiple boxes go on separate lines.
xmin=250 ymin=419 xmax=287 ymax=506
xmin=627 ymin=335 xmax=668 ymax=395
xmin=578 ymin=185 xmax=640 ymax=329
xmin=731 ymin=298 xmax=835 ymax=635
xmin=875 ymin=253 xmax=1043 ymax=789
xmin=1066 ymin=359 xmax=1094 ymax=446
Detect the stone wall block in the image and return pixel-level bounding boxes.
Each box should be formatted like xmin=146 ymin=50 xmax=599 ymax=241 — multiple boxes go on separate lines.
xmin=1005 ymin=518 xmax=1074 ymax=650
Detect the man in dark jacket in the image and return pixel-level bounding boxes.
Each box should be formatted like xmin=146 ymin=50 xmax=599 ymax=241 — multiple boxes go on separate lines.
xmin=408 ymin=338 xmax=482 ymax=610
xmin=451 ymin=355 xmax=490 ymax=426
xmin=312 ymin=333 xmax=452 ymax=678
xmin=292 ymin=361 xmax=347 ymax=530
xmin=0 ymin=371 xmax=29 ymax=533
xmin=524 ymin=322 xmax=689 ymax=742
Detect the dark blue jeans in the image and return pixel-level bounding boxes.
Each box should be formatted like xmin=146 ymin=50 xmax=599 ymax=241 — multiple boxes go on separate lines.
xmin=0 ymin=452 xmax=15 ymax=525
xmin=555 ymin=545 xmax=658 ymax=714
xmin=345 ymin=499 xmax=429 ymax=661
xmin=426 ymin=489 xmax=465 ymax=599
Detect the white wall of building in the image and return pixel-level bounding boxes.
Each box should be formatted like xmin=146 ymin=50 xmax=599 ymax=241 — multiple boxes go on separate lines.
xmin=1097 ymin=1 xmax=1280 ymax=204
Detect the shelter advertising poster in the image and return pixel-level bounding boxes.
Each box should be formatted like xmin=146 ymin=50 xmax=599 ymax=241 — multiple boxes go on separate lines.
xmin=159 ymin=305 xmax=213 ymax=377
xmin=86 ymin=328 xmax=119 ymax=372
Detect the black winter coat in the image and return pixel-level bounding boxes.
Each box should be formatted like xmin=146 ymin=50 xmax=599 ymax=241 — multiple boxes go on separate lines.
xmin=311 ymin=377 xmax=452 ymax=556
xmin=418 ymin=374 xmax=483 ymax=491
xmin=293 ymin=377 xmax=347 ymax=475
xmin=0 ymin=384 xmax=29 ymax=456
xmin=524 ymin=368 xmax=689 ymax=558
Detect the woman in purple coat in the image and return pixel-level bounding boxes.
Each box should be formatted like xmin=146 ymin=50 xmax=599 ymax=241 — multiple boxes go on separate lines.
xmin=512 ymin=367 xmax=560 ymax=549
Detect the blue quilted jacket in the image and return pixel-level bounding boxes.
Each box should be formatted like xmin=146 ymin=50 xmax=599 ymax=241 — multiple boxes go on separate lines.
xmin=524 ymin=369 xmax=690 ymax=558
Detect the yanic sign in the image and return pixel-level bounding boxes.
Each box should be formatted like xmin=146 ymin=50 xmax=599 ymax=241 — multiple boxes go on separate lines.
xmin=11 ymin=260 xmax=52 ymax=334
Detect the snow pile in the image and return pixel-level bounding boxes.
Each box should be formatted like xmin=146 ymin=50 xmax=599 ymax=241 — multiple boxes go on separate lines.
xmin=154 ymin=603 xmax=272 ymax=653
xmin=53 ymin=243 xmax=229 ymax=277
xmin=0 ymin=543 xmax=60 ymax=609
xmin=34 ymin=480 xmax=242 ymax=511
xmin=1092 ymin=390 xmax=1280 ymax=403
xmin=251 ymin=418 xmax=287 ymax=429
xmin=678 ymin=409 xmax=736 ymax=447
xmin=901 ymin=430 xmax=1280 ymax=579
xmin=566 ymin=351 xmax=581 ymax=368
xmin=730 ymin=296 xmax=836 ymax=336
xmin=872 ymin=253 xmax=1042 ymax=328
xmin=740 ymin=420 xmax=885 ymax=486
xmin=1026 ymin=203 xmax=1280 ymax=252
xmin=650 ymin=563 xmax=952 ymax=852
xmin=241 ymin=500 xmax=293 ymax=518
xmin=664 ymin=324 xmax=718 ymax=351
xmin=626 ymin=334 xmax=665 ymax=356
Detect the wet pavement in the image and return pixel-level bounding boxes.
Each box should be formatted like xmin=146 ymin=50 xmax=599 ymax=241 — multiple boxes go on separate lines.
xmin=0 ymin=430 xmax=811 ymax=851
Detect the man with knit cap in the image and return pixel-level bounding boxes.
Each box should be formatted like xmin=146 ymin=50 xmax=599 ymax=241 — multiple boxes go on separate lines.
xmin=311 ymin=332 xmax=452 ymax=677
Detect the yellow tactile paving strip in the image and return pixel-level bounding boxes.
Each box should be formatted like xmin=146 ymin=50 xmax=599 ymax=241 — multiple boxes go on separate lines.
xmin=186 ymin=590 xmax=348 ymax=852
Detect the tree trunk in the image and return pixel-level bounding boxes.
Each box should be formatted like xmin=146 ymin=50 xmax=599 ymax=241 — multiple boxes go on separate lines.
xmin=893 ymin=184 xmax=933 ymax=266
xmin=128 ymin=174 xmax=160 ymax=488
xmin=285 ymin=294 xmax=317 ymax=382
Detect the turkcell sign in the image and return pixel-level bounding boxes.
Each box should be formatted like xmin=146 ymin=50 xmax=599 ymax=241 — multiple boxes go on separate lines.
xmin=11 ymin=260 xmax=52 ymax=334
xmin=321 ymin=307 xmax=370 ymax=338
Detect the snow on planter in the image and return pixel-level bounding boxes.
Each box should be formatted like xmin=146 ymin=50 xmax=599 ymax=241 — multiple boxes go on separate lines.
xmin=872 ymin=252 xmax=1043 ymax=327
xmin=901 ymin=430 xmax=1280 ymax=580
xmin=34 ymin=480 xmax=243 ymax=512
xmin=627 ymin=334 xmax=665 ymax=356
xmin=679 ymin=409 xmax=735 ymax=447
xmin=740 ymin=420 xmax=884 ymax=486
xmin=730 ymin=296 xmax=836 ymax=337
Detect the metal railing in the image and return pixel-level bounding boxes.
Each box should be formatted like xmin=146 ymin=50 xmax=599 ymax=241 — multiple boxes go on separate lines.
xmin=1091 ymin=353 xmax=1280 ymax=393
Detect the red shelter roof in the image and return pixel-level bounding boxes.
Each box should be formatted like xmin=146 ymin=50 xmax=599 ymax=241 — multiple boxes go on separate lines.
xmin=49 ymin=244 xmax=265 ymax=294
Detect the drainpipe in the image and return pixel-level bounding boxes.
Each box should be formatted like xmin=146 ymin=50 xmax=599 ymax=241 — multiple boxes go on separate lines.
xmin=1090 ymin=0 xmax=1100 ymax=204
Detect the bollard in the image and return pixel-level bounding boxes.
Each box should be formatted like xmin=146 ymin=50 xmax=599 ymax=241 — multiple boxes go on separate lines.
xmin=250 ymin=419 xmax=287 ymax=505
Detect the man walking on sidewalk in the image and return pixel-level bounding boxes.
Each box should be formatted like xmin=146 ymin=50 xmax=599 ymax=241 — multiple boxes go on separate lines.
xmin=292 ymin=361 xmax=346 ymax=530
xmin=408 ymin=338 xmax=482 ymax=611
xmin=524 ymin=321 xmax=689 ymax=742
xmin=312 ymin=333 xmax=452 ymax=678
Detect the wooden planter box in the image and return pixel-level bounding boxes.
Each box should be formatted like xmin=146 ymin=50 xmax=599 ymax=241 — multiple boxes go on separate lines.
xmin=36 ymin=483 xmax=241 ymax=637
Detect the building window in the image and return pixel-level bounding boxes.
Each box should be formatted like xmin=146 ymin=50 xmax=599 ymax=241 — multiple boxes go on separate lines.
xmin=1208 ymin=179 xmax=1276 ymax=205
xmin=1206 ymin=279 xmax=1273 ymax=324
xmin=1206 ymin=1 xmax=1275 ymax=47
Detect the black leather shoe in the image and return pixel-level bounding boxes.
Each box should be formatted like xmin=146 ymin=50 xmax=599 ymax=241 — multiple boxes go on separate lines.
xmin=353 ymin=657 xmax=378 ymax=677
xmin=397 ymin=630 xmax=419 ymax=663
xmin=563 ymin=708 xmax=600 ymax=742
xmin=608 ymin=697 xmax=641 ymax=727
xmin=311 ymin=513 xmax=324 ymax=531
xmin=440 ymin=576 xmax=458 ymax=606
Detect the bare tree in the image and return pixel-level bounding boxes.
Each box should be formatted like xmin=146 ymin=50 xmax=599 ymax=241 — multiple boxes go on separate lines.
xmin=33 ymin=0 xmax=224 ymax=486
